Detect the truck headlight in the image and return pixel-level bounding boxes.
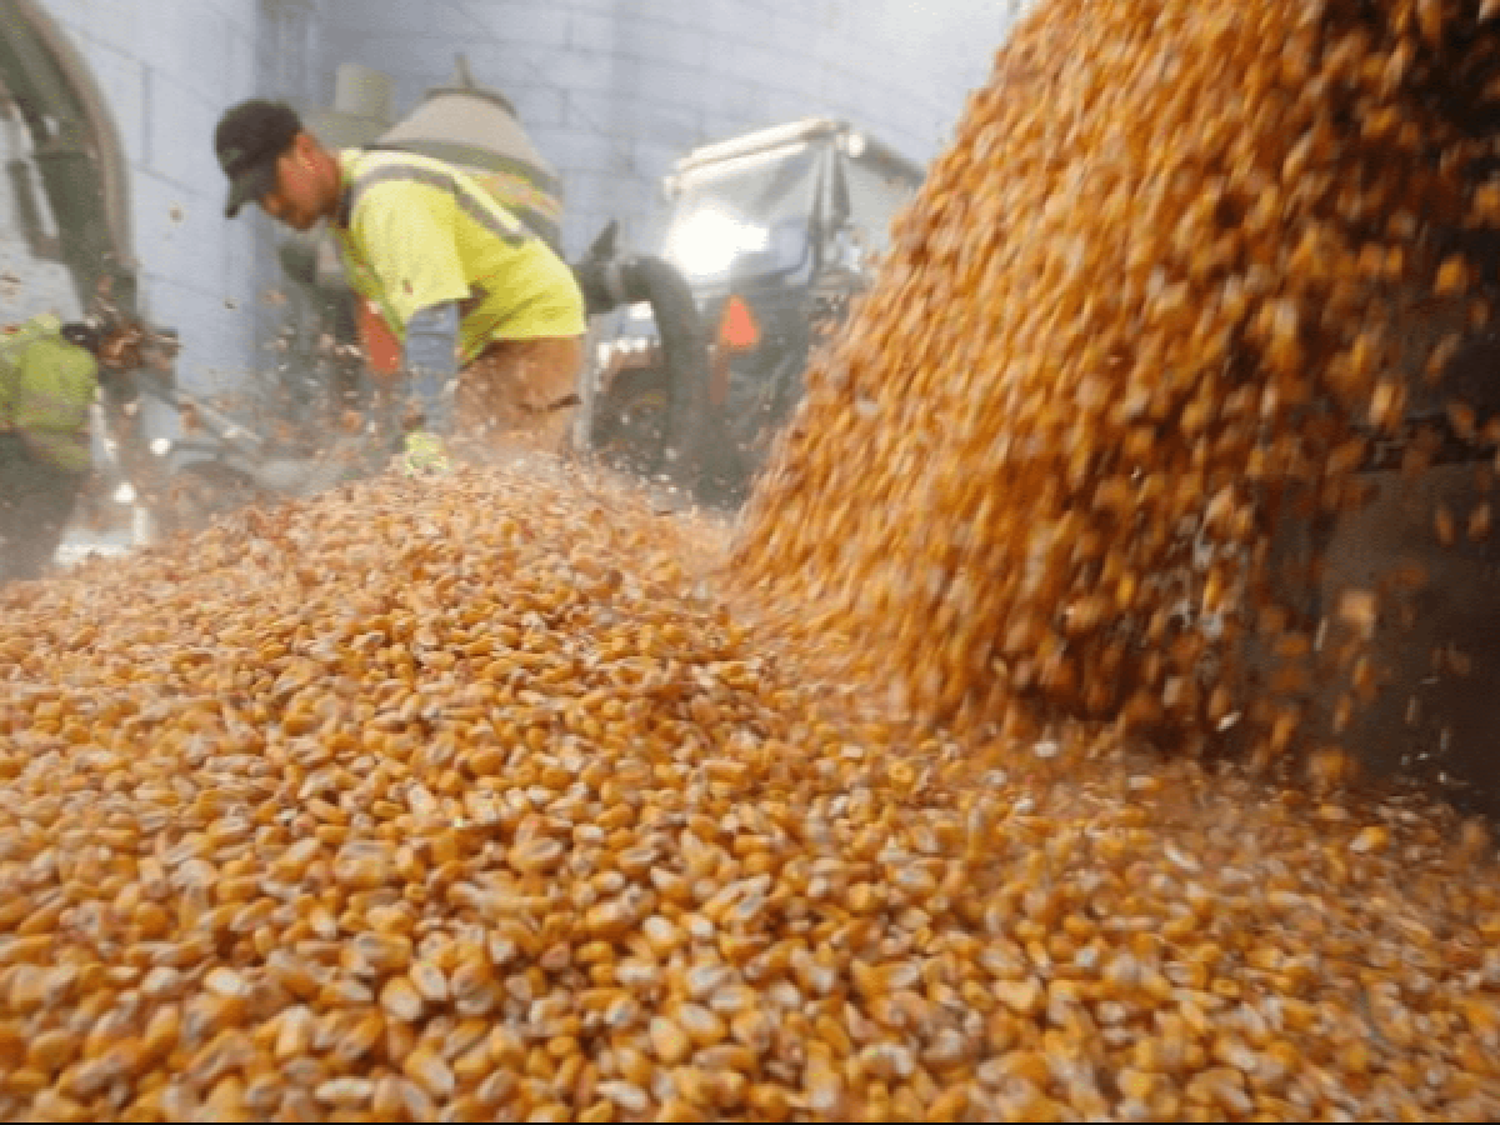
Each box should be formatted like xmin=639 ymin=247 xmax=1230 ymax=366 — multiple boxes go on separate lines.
xmin=665 ymin=209 xmax=770 ymax=278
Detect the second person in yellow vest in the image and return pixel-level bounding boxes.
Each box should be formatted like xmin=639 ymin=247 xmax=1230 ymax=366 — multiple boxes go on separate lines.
xmin=0 ymin=318 xmax=105 ymax=581
xmin=213 ymin=98 xmax=588 ymax=474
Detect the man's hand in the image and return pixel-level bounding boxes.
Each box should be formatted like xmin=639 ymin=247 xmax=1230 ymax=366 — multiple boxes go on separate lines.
xmin=400 ymin=430 xmax=451 ymax=477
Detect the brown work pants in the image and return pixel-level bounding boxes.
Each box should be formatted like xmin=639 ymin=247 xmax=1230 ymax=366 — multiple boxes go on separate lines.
xmin=455 ymin=336 xmax=584 ymax=455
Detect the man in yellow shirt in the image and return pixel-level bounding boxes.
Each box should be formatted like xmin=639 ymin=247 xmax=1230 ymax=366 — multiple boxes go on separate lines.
xmin=0 ymin=318 xmax=105 ymax=581
xmin=214 ymin=99 xmax=587 ymax=473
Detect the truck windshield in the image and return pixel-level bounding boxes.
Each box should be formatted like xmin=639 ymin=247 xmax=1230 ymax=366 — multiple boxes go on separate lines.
xmin=843 ymin=154 xmax=921 ymax=256
xmin=662 ymin=142 xmax=821 ymax=283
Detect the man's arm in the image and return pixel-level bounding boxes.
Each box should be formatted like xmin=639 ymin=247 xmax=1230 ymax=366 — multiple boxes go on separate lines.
xmin=352 ymin=186 xmax=469 ymax=438
xmin=403 ymin=300 xmax=460 ymax=435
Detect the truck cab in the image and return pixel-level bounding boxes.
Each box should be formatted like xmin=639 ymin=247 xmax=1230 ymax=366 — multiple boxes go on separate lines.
xmin=590 ymin=118 xmax=924 ymax=505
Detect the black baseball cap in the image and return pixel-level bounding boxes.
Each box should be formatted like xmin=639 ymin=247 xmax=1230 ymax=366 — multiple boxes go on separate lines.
xmin=215 ymin=99 xmax=303 ymax=218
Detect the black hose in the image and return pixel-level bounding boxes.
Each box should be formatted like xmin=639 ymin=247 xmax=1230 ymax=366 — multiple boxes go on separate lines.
xmin=571 ymin=248 xmax=714 ymax=493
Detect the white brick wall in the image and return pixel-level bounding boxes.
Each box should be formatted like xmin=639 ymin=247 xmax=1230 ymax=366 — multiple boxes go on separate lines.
xmin=320 ymin=0 xmax=1020 ymax=260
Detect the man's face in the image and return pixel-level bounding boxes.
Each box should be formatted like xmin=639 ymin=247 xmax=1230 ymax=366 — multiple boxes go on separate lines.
xmin=258 ymin=138 xmax=328 ymax=231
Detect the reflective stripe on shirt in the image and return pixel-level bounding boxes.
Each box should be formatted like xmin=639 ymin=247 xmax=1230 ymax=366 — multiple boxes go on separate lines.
xmin=345 ymin=163 xmax=528 ymax=248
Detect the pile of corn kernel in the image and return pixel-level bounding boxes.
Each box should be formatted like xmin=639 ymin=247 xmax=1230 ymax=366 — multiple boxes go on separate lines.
xmin=734 ymin=0 xmax=1500 ymax=762
xmin=5 ymin=0 xmax=1500 ymax=1120
xmin=1 ymin=463 xmax=1497 ymax=1122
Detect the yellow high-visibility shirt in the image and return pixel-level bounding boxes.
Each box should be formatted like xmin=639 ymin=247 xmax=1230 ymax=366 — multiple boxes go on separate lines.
xmin=331 ymin=150 xmax=586 ymax=365
xmin=2 ymin=332 xmax=98 ymax=472
xmin=0 ymin=313 xmax=62 ymax=418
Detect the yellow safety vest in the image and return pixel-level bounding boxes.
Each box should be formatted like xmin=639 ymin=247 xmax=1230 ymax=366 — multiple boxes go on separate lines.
xmin=0 ymin=319 xmax=98 ymax=473
xmin=0 ymin=313 xmax=61 ymax=390
xmin=331 ymin=149 xmax=586 ymax=364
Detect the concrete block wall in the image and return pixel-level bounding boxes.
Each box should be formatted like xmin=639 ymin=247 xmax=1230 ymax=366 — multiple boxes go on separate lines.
xmin=320 ymin=0 xmax=1022 ymax=260
xmin=31 ymin=0 xmax=275 ymax=395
